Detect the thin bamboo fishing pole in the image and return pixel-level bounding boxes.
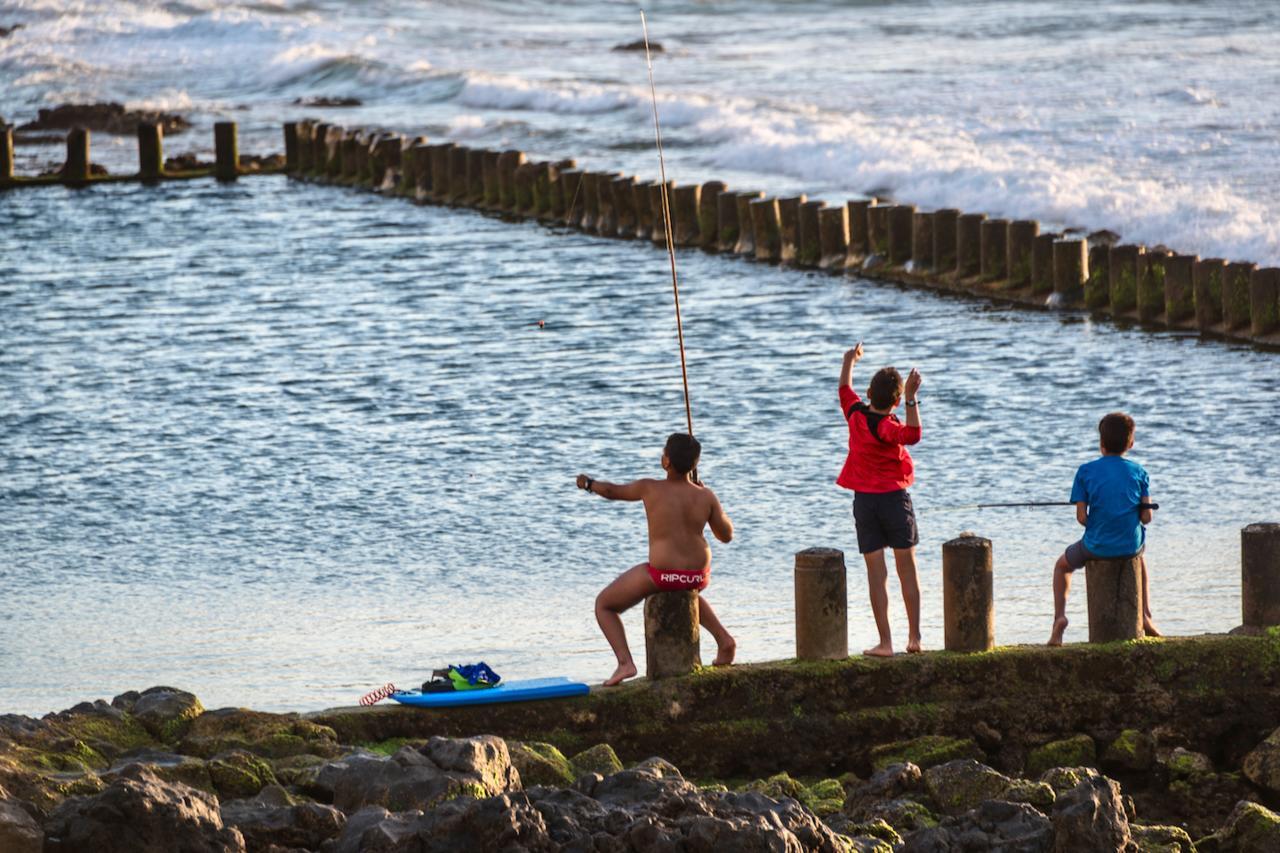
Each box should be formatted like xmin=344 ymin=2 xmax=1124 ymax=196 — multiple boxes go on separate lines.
xmin=640 ymin=10 xmax=694 ymax=438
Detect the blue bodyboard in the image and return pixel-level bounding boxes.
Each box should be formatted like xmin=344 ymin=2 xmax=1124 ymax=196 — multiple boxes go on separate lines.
xmin=389 ymin=677 xmax=589 ymax=708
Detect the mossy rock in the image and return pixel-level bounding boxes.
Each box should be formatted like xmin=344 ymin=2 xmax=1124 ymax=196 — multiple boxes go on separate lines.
xmin=846 ymin=819 xmax=902 ymax=846
xmin=1163 ymin=747 xmax=1214 ymax=780
xmin=744 ymin=771 xmax=806 ymax=801
xmin=357 ymin=738 xmax=429 ymax=758
xmin=1026 ymin=734 xmax=1096 ymax=777
xmin=870 ymin=735 xmax=982 ymax=771
xmin=1039 ymin=765 xmax=1102 ymax=794
xmin=45 ymin=707 xmax=156 ymax=760
xmin=801 ymin=778 xmax=846 ymax=816
xmin=129 ymin=687 xmax=205 ymax=742
xmin=699 ymin=782 xmax=729 ymax=792
xmin=1131 ymin=823 xmax=1195 ymax=852
xmin=509 ymin=742 xmax=575 ymax=788
xmin=569 ymin=744 xmax=623 ymax=778
xmin=1000 ymin=778 xmax=1056 ymax=809
xmin=105 ymin=751 xmax=214 ymax=793
xmin=923 ymin=759 xmax=1012 ymax=815
xmin=208 ymin=749 xmax=278 ymax=799
xmin=1103 ymin=729 xmax=1155 ymax=771
xmin=178 ymin=709 xmax=341 ymax=759
xmin=861 ymin=797 xmax=939 ymax=833
xmin=272 ymin=753 xmax=329 ymax=787
xmin=1195 ymin=801 xmax=1280 ymax=852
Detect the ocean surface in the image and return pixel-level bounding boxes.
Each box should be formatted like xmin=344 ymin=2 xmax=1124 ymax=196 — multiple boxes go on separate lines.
xmin=2 ymin=1 xmax=1279 ymax=715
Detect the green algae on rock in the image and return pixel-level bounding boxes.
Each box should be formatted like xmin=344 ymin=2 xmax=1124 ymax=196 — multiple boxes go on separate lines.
xmin=1026 ymin=733 xmax=1097 ymax=777
xmin=923 ymin=759 xmax=1012 ymax=815
xmin=569 ymin=743 xmax=623 ymax=778
xmin=1104 ymin=728 xmax=1156 ymax=771
xmin=1242 ymin=726 xmax=1280 ymax=794
xmin=870 ymin=735 xmax=982 ymax=772
xmin=1195 ymin=800 xmax=1280 ymax=852
xmin=509 ymin=741 xmax=575 ymax=787
xmin=208 ymin=748 xmax=279 ymax=799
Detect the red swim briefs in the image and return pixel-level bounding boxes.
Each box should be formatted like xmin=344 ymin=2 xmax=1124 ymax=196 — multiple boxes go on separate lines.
xmin=646 ymin=564 xmax=710 ymax=592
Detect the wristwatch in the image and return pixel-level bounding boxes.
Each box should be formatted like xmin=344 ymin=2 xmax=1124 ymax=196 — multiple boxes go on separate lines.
xmin=905 ymin=399 xmax=919 ymax=407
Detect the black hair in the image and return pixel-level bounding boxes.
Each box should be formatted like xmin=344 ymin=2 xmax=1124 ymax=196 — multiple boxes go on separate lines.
xmin=868 ymin=367 xmax=904 ymax=410
xmin=1099 ymin=412 xmax=1135 ymax=455
xmin=665 ymin=433 xmax=701 ymax=474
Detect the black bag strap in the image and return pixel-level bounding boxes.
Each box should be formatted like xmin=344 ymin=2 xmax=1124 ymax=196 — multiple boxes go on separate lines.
xmin=846 ymin=401 xmax=891 ymax=444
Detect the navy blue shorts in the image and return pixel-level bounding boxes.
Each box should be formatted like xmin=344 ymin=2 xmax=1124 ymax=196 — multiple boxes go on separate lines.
xmin=1063 ymin=540 xmax=1145 ymax=571
xmin=852 ymin=490 xmax=918 ymax=554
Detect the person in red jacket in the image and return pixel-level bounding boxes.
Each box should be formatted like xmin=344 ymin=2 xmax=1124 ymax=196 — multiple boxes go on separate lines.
xmin=837 ymin=342 xmax=923 ymax=657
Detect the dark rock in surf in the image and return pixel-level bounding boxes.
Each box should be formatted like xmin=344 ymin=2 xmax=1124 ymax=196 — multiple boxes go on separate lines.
xmin=294 ymin=96 xmax=362 ymax=107
xmin=18 ymin=102 xmax=190 ymax=135
xmin=0 ymin=24 xmax=23 ymax=38
xmin=614 ymin=39 xmax=662 ymax=52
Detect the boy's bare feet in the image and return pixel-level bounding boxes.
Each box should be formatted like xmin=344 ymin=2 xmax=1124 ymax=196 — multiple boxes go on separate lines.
xmin=713 ymin=638 xmax=736 ymax=666
xmin=1143 ymin=619 xmax=1163 ymax=638
xmin=905 ymin=636 xmax=923 ymax=654
xmin=603 ymin=662 xmax=637 ymax=687
xmin=863 ymin=643 xmax=894 ymax=658
xmin=1048 ymin=616 xmax=1069 ymax=647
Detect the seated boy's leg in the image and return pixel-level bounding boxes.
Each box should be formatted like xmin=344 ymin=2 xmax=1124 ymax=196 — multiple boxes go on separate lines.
xmin=1049 ymin=544 xmax=1086 ymax=646
xmin=862 ymin=549 xmax=894 ymax=657
xmin=697 ymin=596 xmax=736 ymax=666
xmin=891 ymin=546 xmax=922 ymax=653
xmin=595 ymin=563 xmax=660 ymax=686
xmin=1139 ymin=554 xmax=1162 ymax=637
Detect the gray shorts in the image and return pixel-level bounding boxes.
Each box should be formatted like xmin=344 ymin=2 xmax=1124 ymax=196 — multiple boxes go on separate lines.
xmin=1063 ymin=540 xmax=1144 ymax=571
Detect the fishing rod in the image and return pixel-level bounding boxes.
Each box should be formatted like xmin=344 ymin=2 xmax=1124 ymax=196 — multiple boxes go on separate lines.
xmin=640 ymin=9 xmax=694 ymax=438
xmin=925 ymin=501 xmax=1160 ymax=513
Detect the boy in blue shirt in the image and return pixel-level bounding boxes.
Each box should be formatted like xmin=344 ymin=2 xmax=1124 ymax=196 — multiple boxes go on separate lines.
xmin=1048 ymin=412 xmax=1160 ymax=645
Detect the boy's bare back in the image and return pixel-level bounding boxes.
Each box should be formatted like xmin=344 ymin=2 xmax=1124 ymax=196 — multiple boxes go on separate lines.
xmin=636 ymin=478 xmax=732 ymax=570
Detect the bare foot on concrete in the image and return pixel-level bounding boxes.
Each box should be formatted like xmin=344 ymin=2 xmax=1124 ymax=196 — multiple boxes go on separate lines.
xmin=906 ymin=636 xmax=923 ymax=654
xmin=1143 ymin=619 xmax=1163 ymax=638
xmin=713 ymin=638 xmax=736 ymax=666
xmin=603 ymin=662 xmax=637 ymax=686
xmin=1048 ymin=617 xmax=1069 ymax=647
xmin=862 ymin=643 xmax=894 ymax=658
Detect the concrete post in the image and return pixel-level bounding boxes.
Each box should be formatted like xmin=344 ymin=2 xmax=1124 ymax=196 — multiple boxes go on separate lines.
xmin=644 ymin=591 xmax=701 ymax=679
xmin=296 ymin=121 xmax=315 ymax=174
xmin=480 ymin=150 xmax=500 ymax=208
xmin=611 ymin=174 xmax=637 ymax=238
xmin=1006 ymin=220 xmax=1039 ymax=288
xmin=429 ymin=143 xmax=453 ymax=201
xmin=931 ymin=208 xmax=959 ymax=274
xmin=733 ymin=191 xmax=764 ymax=254
xmin=283 ymin=121 xmax=299 ymax=172
xmin=799 ymin=200 xmax=828 ymax=268
xmin=867 ymin=204 xmax=890 ymax=259
xmin=497 ymin=150 xmax=525 ymax=213
xmin=1109 ymin=244 xmax=1143 ymax=314
xmin=1031 ymin=233 xmax=1058 ymax=294
xmin=1193 ymin=258 xmax=1226 ymax=330
xmin=466 ymin=148 xmax=486 ymax=205
xmin=514 ymin=161 xmax=538 ymax=218
xmin=1086 ymin=557 xmax=1143 ymax=642
xmin=699 ymin=181 xmax=726 ymax=250
xmin=65 ymin=127 xmax=91 ymax=184
xmin=847 ymin=199 xmax=876 ymax=267
xmin=716 ymin=190 xmax=740 ymax=253
xmin=980 ymin=218 xmax=1009 ymax=282
xmin=1138 ymin=250 xmax=1170 ymax=323
xmin=1164 ymin=254 xmax=1198 ymax=327
xmin=1 ymin=125 xmax=12 ymax=183
xmin=402 ymin=140 xmax=426 ymax=198
xmin=1223 ymin=261 xmax=1256 ymax=331
xmin=794 ymin=548 xmax=848 ymax=660
xmin=324 ymin=125 xmax=345 ymax=179
xmin=1249 ymin=268 xmax=1280 ymax=337
xmin=650 ymin=181 xmax=674 ymax=245
xmin=750 ymin=197 xmax=782 ymax=262
xmin=777 ymin=195 xmax=805 ymax=265
xmin=341 ymin=130 xmax=362 ymax=183
xmin=819 ymin=206 xmax=850 ymax=270
xmin=887 ymin=204 xmax=915 ymax=266
xmin=214 ymin=122 xmax=238 ymax=182
xmin=910 ymin=211 xmax=934 ymax=272
xmin=671 ymin=184 xmax=701 ymax=246
xmin=956 ymin=213 xmax=986 ymax=277
xmin=1053 ymin=238 xmax=1088 ymax=301
xmin=137 ymin=121 xmax=163 ymax=179
xmin=942 ymin=534 xmax=994 ymax=652
xmin=595 ymin=170 xmax=621 ymax=234
xmin=448 ymin=146 xmax=469 ymax=203
xmin=560 ymin=169 xmax=584 ymax=225
xmin=544 ymin=160 xmax=572 ymax=221
xmin=579 ymin=172 xmax=602 ymax=232
xmin=632 ymin=179 xmax=654 ymax=238
xmin=1085 ymin=242 xmax=1111 ymax=309
xmin=375 ymin=134 xmax=402 ymax=191
xmin=1242 ymin=523 xmax=1280 ymax=630
xmin=311 ymin=122 xmax=331 ymax=177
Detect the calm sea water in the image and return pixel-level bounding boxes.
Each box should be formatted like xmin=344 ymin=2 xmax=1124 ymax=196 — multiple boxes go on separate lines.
xmin=2 ymin=1 xmax=1279 ymax=715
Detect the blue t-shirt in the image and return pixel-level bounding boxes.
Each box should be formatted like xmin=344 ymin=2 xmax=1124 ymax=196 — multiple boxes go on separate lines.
xmin=1070 ymin=456 xmax=1150 ymax=557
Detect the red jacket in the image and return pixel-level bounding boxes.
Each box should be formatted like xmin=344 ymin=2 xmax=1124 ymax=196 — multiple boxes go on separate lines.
xmin=836 ymin=385 xmax=920 ymax=493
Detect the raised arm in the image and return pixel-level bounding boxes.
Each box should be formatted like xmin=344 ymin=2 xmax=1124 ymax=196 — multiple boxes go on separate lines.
xmin=707 ymin=489 xmax=734 ymax=543
xmin=903 ymin=368 xmax=922 ymax=430
xmin=576 ymin=474 xmax=648 ymax=501
xmin=839 ymin=342 xmax=864 ymax=389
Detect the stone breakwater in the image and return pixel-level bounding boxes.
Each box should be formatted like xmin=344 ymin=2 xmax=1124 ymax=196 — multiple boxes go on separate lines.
xmin=282 ymin=119 xmax=1280 ymax=350
xmin=3 ymin=635 xmax=1280 ymax=851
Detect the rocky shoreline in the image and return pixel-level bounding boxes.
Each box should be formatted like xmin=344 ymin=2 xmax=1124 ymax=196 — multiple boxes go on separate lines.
xmin=3 ymin=636 xmax=1280 ymax=851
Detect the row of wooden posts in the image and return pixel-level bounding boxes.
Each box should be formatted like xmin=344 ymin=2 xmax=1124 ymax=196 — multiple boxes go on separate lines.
xmin=643 ymin=523 xmax=1280 ymax=678
xmin=279 ymin=120 xmax=1280 ymax=347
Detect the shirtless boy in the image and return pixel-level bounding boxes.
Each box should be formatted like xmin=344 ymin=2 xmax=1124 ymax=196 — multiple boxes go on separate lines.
xmin=576 ymin=433 xmax=736 ymax=686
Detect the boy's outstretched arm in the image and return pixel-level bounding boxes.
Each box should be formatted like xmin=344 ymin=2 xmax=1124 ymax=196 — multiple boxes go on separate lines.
xmin=575 ymin=474 xmax=647 ymax=501
xmin=707 ymin=489 xmax=734 ymax=543
xmin=839 ymin=342 xmax=864 ymax=388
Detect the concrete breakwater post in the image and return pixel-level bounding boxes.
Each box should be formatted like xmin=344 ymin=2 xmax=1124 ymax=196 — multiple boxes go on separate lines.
xmin=65 ymin=127 xmax=91 ymax=185
xmin=699 ymin=182 xmax=726 ymax=250
xmin=1164 ymin=254 xmax=1198 ymax=328
xmin=1223 ymin=262 xmax=1256 ymax=332
xmin=514 ymin=161 xmax=537 ymax=218
xmin=777 ymin=196 xmax=805 ymax=265
xmin=214 ymin=122 xmax=239 ymax=182
xmin=672 ymin=184 xmax=701 ymax=247
xmin=1109 ymin=244 xmax=1144 ymax=316
xmin=1031 ymin=233 xmax=1059 ymax=295
xmin=794 ymin=548 xmax=848 ymax=661
xmin=1242 ymin=523 xmax=1280 ymax=630
xmin=560 ymin=169 xmax=584 ymax=225
xmin=1193 ymin=258 xmax=1226 ymax=331
xmin=580 ymin=172 xmax=603 ymax=233
xmin=956 ymin=213 xmax=986 ymax=278
xmin=1138 ymin=250 xmax=1171 ymax=324
xmin=798 ymin=200 xmax=827 ymax=268
xmin=1 ymin=125 xmax=13 ymax=184
xmin=750 ymin=197 xmax=783 ymax=263
xmin=1053 ymin=238 xmax=1088 ymax=302
xmin=644 ymin=591 xmax=701 ymax=679
xmin=593 ymin=171 xmax=621 ymax=233
xmin=942 ymin=534 xmax=994 ymax=653
xmin=399 ymin=139 xmax=423 ymax=198
xmin=716 ymin=191 xmax=740 ymax=253
xmin=910 ymin=211 xmax=934 ymax=272
xmin=429 ymin=143 xmax=454 ymax=202
xmin=295 ymin=122 xmax=315 ymax=175
xmin=324 ymin=126 xmax=345 ymax=180
xmin=1006 ymin=220 xmax=1039 ymax=288
xmin=137 ymin=121 xmax=163 ymax=180
xmin=734 ymin=191 xmax=764 ymax=255
xmin=846 ymin=199 xmax=876 ymax=268
xmin=1085 ymin=241 xmax=1112 ymax=309
xmin=497 ymin=150 xmax=525 ymax=214
xmin=283 ymin=121 xmax=299 ymax=172
xmin=819 ymin=206 xmax=850 ymax=270
xmin=885 ymin=203 xmax=916 ymax=263
xmin=1250 ymin=268 xmax=1280 ymax=337
xmin=1086 ymin=557 xmax=1143 ymax=642
xmin=611 ymin=175 xmax=637 ymax=237
xmin=931 ymin=208 xmax=959 ymax=274
xmin=466 ymin=149 xmax=486 ymax=206
xmin=632 ymin=180 xmax=654 ymax=238
xmin=375 ymin=134 xmax=402 ymax=191
xmin=480 ymin=150 xmax=500 ymax=209
xmin=449 ymin=146 xmax=470 ymax=204
xmin=650 ymin=181 xmax=674 ymax=244
xmin=867 ymin=205 xmax=890 ymax=261
xmin=980 ymin=218 xmax=1009 ymax=282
